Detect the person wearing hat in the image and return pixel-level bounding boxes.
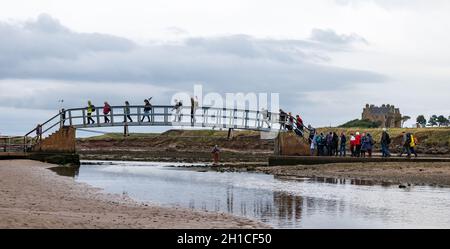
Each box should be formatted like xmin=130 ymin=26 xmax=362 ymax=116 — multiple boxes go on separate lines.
xmin=380 ymin=128 xmax=391 ymax=157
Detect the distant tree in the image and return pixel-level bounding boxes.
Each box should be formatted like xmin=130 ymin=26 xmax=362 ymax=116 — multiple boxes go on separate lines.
xmin=401 ymin=116 xmax=411 ymax=128
xmin=416 ymin=115 xmax=427 ymax=127
xmin=428 ymin=115 xmax=438 ymax=127
xmin=437 ymin=115 xmax=449 ymax=127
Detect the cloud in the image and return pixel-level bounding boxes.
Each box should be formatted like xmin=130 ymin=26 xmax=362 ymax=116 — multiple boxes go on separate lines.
xmin=0 ymin=14 xmax=382 ymax=92
xmin=309 ymin=28 xmax=368 ymax=46
xmin=0 ymin=14 xmax=387 ymax=131
xmin=334 ymin=0 xmax=447 ymax=10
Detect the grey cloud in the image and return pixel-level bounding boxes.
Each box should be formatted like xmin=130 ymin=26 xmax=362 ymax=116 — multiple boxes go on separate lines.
xmin=0 ymin=14 xmax=385 ymax=109
xmin=0 ymin=13 xmax=135 ymax=63
xmin=310 ymin=28 xmax=368 ymax=46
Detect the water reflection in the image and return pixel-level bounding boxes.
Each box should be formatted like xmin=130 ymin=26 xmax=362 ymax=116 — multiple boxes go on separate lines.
xmin=73 ymin=161 xmax=450 ymax=228
xmin=49 ymin=166 xmax=79 ymax=177
xmin=276 ymin=175 xmax=394 ymax=187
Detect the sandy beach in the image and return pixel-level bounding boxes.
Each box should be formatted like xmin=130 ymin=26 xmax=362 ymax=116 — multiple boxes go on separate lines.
xmin=257 ymin=162 xmax=450 ymax=187
xmin=0 ymin=160 xmax=269 ymax=229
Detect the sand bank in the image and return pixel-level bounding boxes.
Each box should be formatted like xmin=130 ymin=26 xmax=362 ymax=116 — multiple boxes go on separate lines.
xmin=0 ymin=160 xmax=268 ymax=229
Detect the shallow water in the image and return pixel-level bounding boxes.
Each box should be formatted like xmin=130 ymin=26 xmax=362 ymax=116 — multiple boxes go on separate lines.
xmin=72 ymin=160 xmax=450 ymax=228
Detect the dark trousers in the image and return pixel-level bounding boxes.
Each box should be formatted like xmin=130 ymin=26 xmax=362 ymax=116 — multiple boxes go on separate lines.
xmin=355 ymin=145 xmax=362 ymax=157
xmin=339 ymin=144 xmax=346 ymax=157
xmin=381 ymin=143 xmax=390 ymax=157
xmin=104 ymin=114 xmax=110 ymax=123
xmin=400 ymin=145 xmax=411 ymax=157
xmin=87 ymin=113 xmax=95 ymax=124
xmin=350 ymin=145 xmax=355 ymax=157
xmin=124 ymin=115 xmax=133 ymax=122
xmin=410 ymin=147 xmax=418 ymax=157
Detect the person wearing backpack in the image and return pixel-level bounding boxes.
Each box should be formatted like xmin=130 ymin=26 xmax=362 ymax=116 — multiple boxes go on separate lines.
xmin=399 ymin=132 xmax=412 ymax=158
xmin=141 ymin=99 xmax=152 ymax=122
xmin=409 ymin=133 xmax=418 ymax=158
xmin=316 ymin=133 xmax=325 ymax=156
xmin=380 ymin=128 xmax=391 ymax=157
xmin=87 ymin=101 xmax=96 ymax=125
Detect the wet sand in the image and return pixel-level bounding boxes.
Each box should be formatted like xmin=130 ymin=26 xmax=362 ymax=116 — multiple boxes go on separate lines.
xmin=0 ymin=160 xmax=269 ymax=229
xmin=257 ymin=162 xmax=450 ymax=187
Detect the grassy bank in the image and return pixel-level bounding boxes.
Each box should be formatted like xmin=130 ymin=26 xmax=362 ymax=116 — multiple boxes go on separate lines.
xmin=316 ymin=127 xmax=450 ymax=147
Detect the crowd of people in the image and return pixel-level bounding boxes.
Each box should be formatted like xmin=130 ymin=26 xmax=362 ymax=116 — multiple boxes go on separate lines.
xmin=306 ymin=128 xmax=419 ymax=158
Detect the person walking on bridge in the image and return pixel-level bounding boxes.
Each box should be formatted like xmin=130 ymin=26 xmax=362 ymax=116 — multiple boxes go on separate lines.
xmin=103 ymin=101 xmax=111 ymax=123
xmin=279 ymin=109 xmax=287 ymax=130
xmin=190 ymin=96 xmax=198 ymax=125
xmin=123 ymin=101 xmax=133 ymax=123
xmin=295 ymin=115 xmax=304 ymax=131
xmin=172 ymin=99 xmax=183 ymax=122
xmin=261 ymin=108 xmax=271 ymax=128
xmin=35 ymin=124 xmax=42 ymax=143
xmin=141 ymin=99 xmax=152 ymax=122
xmin=60 ymin=108 xmax=66 ymax=126
xmin=87 ymin=101 xmax=96 ymax=125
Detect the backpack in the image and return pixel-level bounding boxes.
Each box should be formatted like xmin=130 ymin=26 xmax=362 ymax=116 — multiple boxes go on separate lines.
xmin=405 ymin=133 xmax=412 ymax=146
xmin=91 ymin=105 xmax=96 ymax=112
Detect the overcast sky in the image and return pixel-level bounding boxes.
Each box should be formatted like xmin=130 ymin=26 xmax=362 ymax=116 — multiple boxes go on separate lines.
xmin=1 ymin=0 xmax=449 ymax=135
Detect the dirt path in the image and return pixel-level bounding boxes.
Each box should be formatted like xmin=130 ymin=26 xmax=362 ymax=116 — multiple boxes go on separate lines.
xmin=0 ymin=160 xmax=269 ymax=229
xmin=257 ymin=162 xmax=450 ymax=187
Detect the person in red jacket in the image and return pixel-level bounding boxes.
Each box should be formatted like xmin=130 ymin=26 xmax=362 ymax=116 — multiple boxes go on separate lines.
xmin=355 ymin=132 xmax=362 ymax=157
xmin=103 ymin=101 xmax=111 ymax=123
xmin=295 ymin=115 xmax=304 ymax=131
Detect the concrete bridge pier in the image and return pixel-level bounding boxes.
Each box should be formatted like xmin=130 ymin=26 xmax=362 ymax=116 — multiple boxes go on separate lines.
xmin=31 ymin=126 xmax=79 ymax=165
xmin=274 ymin=132 xmax=310 ymax=156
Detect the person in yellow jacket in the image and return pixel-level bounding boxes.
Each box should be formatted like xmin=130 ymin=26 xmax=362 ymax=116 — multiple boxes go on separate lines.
xmin=87 ymin=101 xmax=96 ymax=124
xmin=409 ymin=134 xmax=418 ymax=158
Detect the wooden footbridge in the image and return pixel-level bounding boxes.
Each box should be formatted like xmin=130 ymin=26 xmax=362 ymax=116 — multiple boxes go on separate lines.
xmin=1 ymin=105 xmax=282 ymax=154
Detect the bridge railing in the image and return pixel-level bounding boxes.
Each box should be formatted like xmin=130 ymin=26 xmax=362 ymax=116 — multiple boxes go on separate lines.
xmin=24 ymin=105 xmax=282 ymax=143
xmin=58 ymin=105 xmax=279 ymax=131
xmin=0 ymin=136 xmax=31 ymax=153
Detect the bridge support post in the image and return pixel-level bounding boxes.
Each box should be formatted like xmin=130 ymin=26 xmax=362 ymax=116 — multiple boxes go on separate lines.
xmin=227 ymin=128 xmax=233 ymax=140
xmin=124 ymin=124 xmax=129 ymax=137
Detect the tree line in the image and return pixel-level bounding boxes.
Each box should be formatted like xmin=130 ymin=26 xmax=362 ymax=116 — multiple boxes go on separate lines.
xmin=416 ymin=115 xmax=450 ymax=127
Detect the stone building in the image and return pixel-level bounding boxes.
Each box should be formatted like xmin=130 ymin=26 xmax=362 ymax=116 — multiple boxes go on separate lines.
xmin=362 ymin=104 xmax=402 ymax=128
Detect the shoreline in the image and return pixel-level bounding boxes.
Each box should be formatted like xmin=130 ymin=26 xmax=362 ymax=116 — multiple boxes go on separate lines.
xmin=256 ymin=162 xmax=450 ymax=187
xmin=0 ymin=159 xmax=269 ymax=229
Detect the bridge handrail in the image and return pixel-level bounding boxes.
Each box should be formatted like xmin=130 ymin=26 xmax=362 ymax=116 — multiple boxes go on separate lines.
xmin=24 ymin=105 xmax=282 ymax=139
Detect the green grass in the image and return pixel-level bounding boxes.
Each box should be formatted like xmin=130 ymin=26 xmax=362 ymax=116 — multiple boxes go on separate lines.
xmin=338 ymin=119 xmax=382 ymax=128
xmin=316 ymin=127 xmax=450 ymax=146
